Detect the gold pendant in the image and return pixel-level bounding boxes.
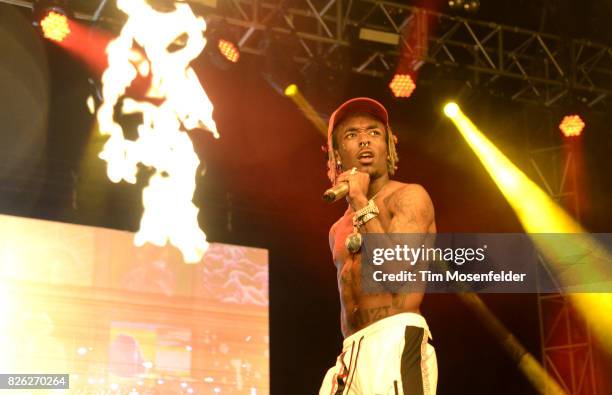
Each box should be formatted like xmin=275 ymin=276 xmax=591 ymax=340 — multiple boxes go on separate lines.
xmin=345 ymin=231 xmax=362 ymax=254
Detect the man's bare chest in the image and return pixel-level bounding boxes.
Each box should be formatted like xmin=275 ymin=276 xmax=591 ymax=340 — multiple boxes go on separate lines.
xmin=332 ymin=204 xmax=393 ymax=267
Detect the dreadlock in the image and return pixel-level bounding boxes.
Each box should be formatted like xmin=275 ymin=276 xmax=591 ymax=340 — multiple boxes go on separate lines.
xmin=325 ymin=123 xmax=399 ymax=184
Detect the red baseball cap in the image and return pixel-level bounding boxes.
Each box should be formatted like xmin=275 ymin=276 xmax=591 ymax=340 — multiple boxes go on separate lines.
xmin=327 ymin=97 xmax=389 ymax=139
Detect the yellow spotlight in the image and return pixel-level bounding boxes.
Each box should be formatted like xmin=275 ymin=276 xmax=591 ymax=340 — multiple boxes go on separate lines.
xmin=443 ymin=102 xmax=459 ymax=118
xmin=284 ymin=84 xmax=298 ymax=97
xmin=443 ymin=103 xmax=580 ymax=231
xmin=444 ymin=103 xmax=612 ymax=354
xmin=283 ymin=84 xmax=327 ymax=136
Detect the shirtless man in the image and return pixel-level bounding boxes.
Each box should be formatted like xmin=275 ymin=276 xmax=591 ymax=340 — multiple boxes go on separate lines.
xmin=319 ymin=98 xmax=438 ymax=395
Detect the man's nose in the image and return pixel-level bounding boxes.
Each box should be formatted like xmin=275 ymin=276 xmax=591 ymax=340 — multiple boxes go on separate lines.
xmin=357 ymin=132 xmax=371 ymax=146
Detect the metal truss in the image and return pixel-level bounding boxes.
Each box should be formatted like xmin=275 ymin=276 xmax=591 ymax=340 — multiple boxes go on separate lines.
xmin=4 ymin=0 xmax=611 ymax=109
xmin=203 ymin=0 xmax=612 ymax=110
xmin=537 ymin=294 xmax=598 ymax=394
xmin=525 ymin=110 xmax=598 ymax=394
xmin=526 ymin=113 xmax=581 ymax=220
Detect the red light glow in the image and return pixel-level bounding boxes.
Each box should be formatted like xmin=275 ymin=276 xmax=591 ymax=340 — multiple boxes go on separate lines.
xmin=559 ymin=115 xmax=585 ymax=137
xmin=389 ymin=74 xmax=416 ymax=98
xmin=217 ymin=39 xmax=240 ymax=63
xmin=40 ymin=11 xmax=71 ymax=43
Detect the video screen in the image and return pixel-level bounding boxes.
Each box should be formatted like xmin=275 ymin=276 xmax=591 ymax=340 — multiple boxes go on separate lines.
xmin=0 ymin=214 xmax=269 ymax=394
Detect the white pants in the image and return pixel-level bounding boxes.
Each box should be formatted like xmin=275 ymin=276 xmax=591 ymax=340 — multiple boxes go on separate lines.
xmin=319 ymin=313 xmax=437 ymax=395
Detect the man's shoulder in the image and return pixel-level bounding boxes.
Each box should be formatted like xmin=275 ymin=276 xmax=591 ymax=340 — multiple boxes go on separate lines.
xmin=384 ymin=181 xmax=432 ymax=206
xmin=385 ymin=182 xmax=436 ymax=232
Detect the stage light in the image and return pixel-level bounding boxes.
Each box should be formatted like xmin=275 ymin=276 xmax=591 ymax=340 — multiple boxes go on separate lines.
xmin=283 ymin=84 xmax=328 ymax=135
xmin=463 ymin=0 xmax=480 ymax=12
xmin=389 ymin=74 xmax=416 ymax=98
xmin=448 ymin=0 xmax=479 ymax=13
xmin=40 ymin=10 xmax=70 ymax=42
xmin=448 ymin=0 xmax=464 ymax=9
xmin=444 ymin=104 xmax=580 ymax=230
xmin=444 ymin=103 xmax=612 ymax=355
xmin=443 ymin=102 xmax=459 ymax=118
xmin=32 ymin=0 xmax=73 ymax=42
xmin=284 ymin=84 xmax=298 ymax=97
xmin=205 ymin=24 xmax=241 ymax=69
xmin=559 ymin=114 xmax=585 ymax=137
xmin=359 ymin=27 xmax=400 ymax=45
xmin=217 ymin=39 xmax=240 ymax=63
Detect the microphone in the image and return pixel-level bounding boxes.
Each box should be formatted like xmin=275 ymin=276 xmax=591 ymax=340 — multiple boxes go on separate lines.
xmin=322 ymin=182 xmax=349 ymax=203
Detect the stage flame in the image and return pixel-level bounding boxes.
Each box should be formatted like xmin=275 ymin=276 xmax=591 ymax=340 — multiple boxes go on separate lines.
xmin=96 ymin=0 xmax=218 ymax=263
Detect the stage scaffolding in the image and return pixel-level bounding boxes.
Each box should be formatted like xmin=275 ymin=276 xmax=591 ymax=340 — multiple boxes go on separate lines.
xmin=3 ymin=0 xmax=611 ymax=110
xmin=525 ymin=108 xmax=598 ymax=394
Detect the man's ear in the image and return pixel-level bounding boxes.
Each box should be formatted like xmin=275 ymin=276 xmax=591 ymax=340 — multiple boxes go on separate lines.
xmin=333 ymin=150 xmax=342 ymax=166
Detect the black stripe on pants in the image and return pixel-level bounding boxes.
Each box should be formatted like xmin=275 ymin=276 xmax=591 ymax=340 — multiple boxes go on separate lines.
xmin=400 ymin=326 xmax=425 ymax=395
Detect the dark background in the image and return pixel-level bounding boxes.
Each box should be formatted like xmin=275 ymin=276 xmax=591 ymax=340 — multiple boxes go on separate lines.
xmin=1 ymin=1 xmax=611 ymax=394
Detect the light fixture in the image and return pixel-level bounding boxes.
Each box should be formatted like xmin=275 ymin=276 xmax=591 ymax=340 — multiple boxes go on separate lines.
xmin=32 ymin=0 xmax=73 ymax=42
xmin=217 ymin=39 xmax=240 ymax=63
xmin=389 ymin=74 xmax=416 ymax=98
xmin=559 ymin=115 xmax=585 ymax=137
xmin=449 ymin=0 xmax=480 ymax=13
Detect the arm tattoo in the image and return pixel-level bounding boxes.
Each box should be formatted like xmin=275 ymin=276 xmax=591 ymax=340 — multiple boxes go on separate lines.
xmin=389 ymin=186 xmax=433 ymax=233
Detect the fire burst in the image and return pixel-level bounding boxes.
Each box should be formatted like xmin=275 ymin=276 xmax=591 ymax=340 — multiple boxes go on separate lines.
xmin=96 ymin=0 xmax=218 ymax=263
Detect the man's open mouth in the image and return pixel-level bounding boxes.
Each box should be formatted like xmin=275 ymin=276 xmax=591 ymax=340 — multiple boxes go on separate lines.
xmin=357 ymin=150 xmax=374 ymax=164
xmin=357 ymin=150 xmax=373 ymax=159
